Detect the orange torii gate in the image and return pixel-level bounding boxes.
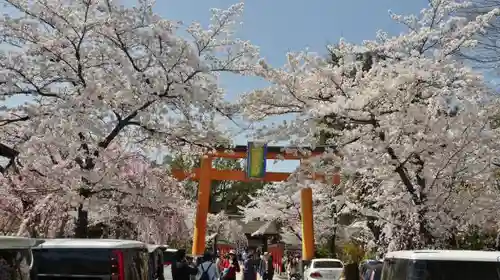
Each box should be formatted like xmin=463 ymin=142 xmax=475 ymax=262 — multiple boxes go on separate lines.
xmin=171 ymin=145 xmax=340 ymax=260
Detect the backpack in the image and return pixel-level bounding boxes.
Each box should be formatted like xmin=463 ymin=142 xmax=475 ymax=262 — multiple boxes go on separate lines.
xmin=200 ymin=263 xmax=213 ymax=280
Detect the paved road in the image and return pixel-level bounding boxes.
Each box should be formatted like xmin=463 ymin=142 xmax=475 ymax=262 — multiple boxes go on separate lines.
xmin=164 ymin=265 xmax=287 ymax=280
xmin=252 ymin=274 xmax=287 ymax=280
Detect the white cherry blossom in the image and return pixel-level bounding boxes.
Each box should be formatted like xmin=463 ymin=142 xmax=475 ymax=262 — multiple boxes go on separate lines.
xmin=0 ymin=0 xmax=259 ymax=238
xmin=240 ymin=0 xmax=500 ymax=249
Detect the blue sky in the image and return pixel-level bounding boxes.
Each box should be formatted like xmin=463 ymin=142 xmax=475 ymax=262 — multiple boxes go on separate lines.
xmin=146 ymin=0 xmax=428 ymax=171
xmin=153 ymin=0 xmax=428 ymax=102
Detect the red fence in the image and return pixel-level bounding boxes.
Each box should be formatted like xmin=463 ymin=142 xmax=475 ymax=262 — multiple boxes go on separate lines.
xmin=268 ymin=243 xmax=285 ymax=273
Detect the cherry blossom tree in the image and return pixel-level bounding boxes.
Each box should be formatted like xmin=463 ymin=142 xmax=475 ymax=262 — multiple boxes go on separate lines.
xmin=239 ymin=169 xmax=363 ymax=252
xmin=181 ymin=203 xmax=247 ymax=246
xmin=0 ymin=0 xmax=259 ymax=236
xmin=456 ymin=0 xmax=500 ymax=76
xmin=0 ymin=156 xmax=75 ymax=237
xmin=0 ymin=148 xmax=191 ymax=241
xmin=206 ymin=211 xmax=247 ymax=244
xmin=0 ymin=190 xmax=74 ymax=238
xmin=85 ymin=150 xmax=190 ymax=241
xmin=240 ymin=0 xmax=500 ymax=250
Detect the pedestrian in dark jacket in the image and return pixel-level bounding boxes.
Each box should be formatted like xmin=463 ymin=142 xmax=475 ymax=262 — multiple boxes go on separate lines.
xmin=172 ymin=249 xmax=198 ymax=280
xmin=258 ymin=252 xmax=274 ymax=280
xmin=343 ymin=262 xmax=359 ymax=280
xmin=257 ymin=254 xmax=264 ymax=279
xmin=266 ymin=254 xmax=274 ymax=280
xmin=242 ymin=252 xmax=257 ymax=280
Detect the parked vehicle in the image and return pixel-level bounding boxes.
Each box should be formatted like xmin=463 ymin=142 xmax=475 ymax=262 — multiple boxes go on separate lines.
xmin=147 ymin=245 xmax=165 ymax=280
xmin=0 ymin=236 xmax=42 ymax=280
xmin=31 ymin=238 xmax=148 ymax=280
xmin=382 ymin=250 xmax=500 ymax=280
xmin=290 ymin=272 xmax=301 ymax=280
xmin=162 ymin=248 xmax=177 ymax=266
xmin=305 ymin=258 xmax=344 ymax=280
xmin=160 ymin=248 xmax=177 ymax=280
xmin=360 ymin=260 xmax=382 ymax=280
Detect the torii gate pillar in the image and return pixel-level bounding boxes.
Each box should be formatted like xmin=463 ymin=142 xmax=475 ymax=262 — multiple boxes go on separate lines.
xmin=192 ymin=155 xmax=212 ymax=256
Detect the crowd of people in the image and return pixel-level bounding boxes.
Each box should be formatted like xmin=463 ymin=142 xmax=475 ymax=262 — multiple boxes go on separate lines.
xmin=171 ymin=248 xmax=277 ymax=280
xmin=281 ymin=254 xmax=300 ymax=280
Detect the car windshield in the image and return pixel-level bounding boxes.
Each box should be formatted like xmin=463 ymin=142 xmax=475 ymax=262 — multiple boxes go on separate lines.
xmin=33 ymin=248 xmax=112 ymax=276
xmin=382 ymin=258 xmax=500 ymax=280
xmin=0 ymin=249 xmax=31 ymax=280
xmin=33 ymin=248 xmax=148 ymax=280
xmin=313 ymin=261 xmax=343 ymax=268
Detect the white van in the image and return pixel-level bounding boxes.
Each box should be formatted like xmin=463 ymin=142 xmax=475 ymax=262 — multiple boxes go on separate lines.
xmin=0 ymin=236 xmax=41 ymax=280
xmin=31 ymin=238 xmax=149 ymax=280
xmin=381 ymin=250 xmax=500 ymax=280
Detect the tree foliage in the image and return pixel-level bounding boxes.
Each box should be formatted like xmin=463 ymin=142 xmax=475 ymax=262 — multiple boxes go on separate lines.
xmin=0 ymin=0 xmax=259 ymax=239
xmin=239 ymin=0 xmax=500 ymax=251
xmin=455 ymin=0 xmax=500 ymax=76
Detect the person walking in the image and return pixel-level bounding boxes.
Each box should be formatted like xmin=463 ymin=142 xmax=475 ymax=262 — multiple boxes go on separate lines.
xmin=281 ymin=255 xmax=287 ymax=276
xmin=242 ymin=251 xmax=257 ymax=280
xmin=197 ymin=252 xmax=219 ymax=280
xmin=266 ymin=253 xmax=274 ymax=280
xmin=219 ymin=253 xmax=229 ymax=277
xmin=221 ymin=250 xmax=240 ymax=280
xmin=286 ymin=257 xmax=299 ymax=280
xmin=343 ymin=262 xmax=360 ymax=280
xmin=241 ymin=249 xmax=248 ymax=266
xmin=257 ymin=254 xmax=265 ymax=280
xmin=258 ymin=252 xmax=274 ymax=280
xmin=215 ymin=253 xmax=223 ymax=279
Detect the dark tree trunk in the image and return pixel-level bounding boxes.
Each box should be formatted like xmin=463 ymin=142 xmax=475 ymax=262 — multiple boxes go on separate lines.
xmin=56 ymin=217 xmax=69 ymax=238
xmin=328 ymin=234 xmax=337 ymax=257
xmin=367 ymin=219 xmax=382 ymax=241
xmin=75 ymin=203 xmax=89 ymax=238
xmin=213 ymin=233 xmax=218 ymax=253
xmin=495 ymin=231 xmax=500 ymax=251
xmin=448 ymin=232 xmax=458 ymax=249
xmin=329 ymin=207 xmax=338 ymax=257
xmin=73 ymin=133 xmax=97 ymax=238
